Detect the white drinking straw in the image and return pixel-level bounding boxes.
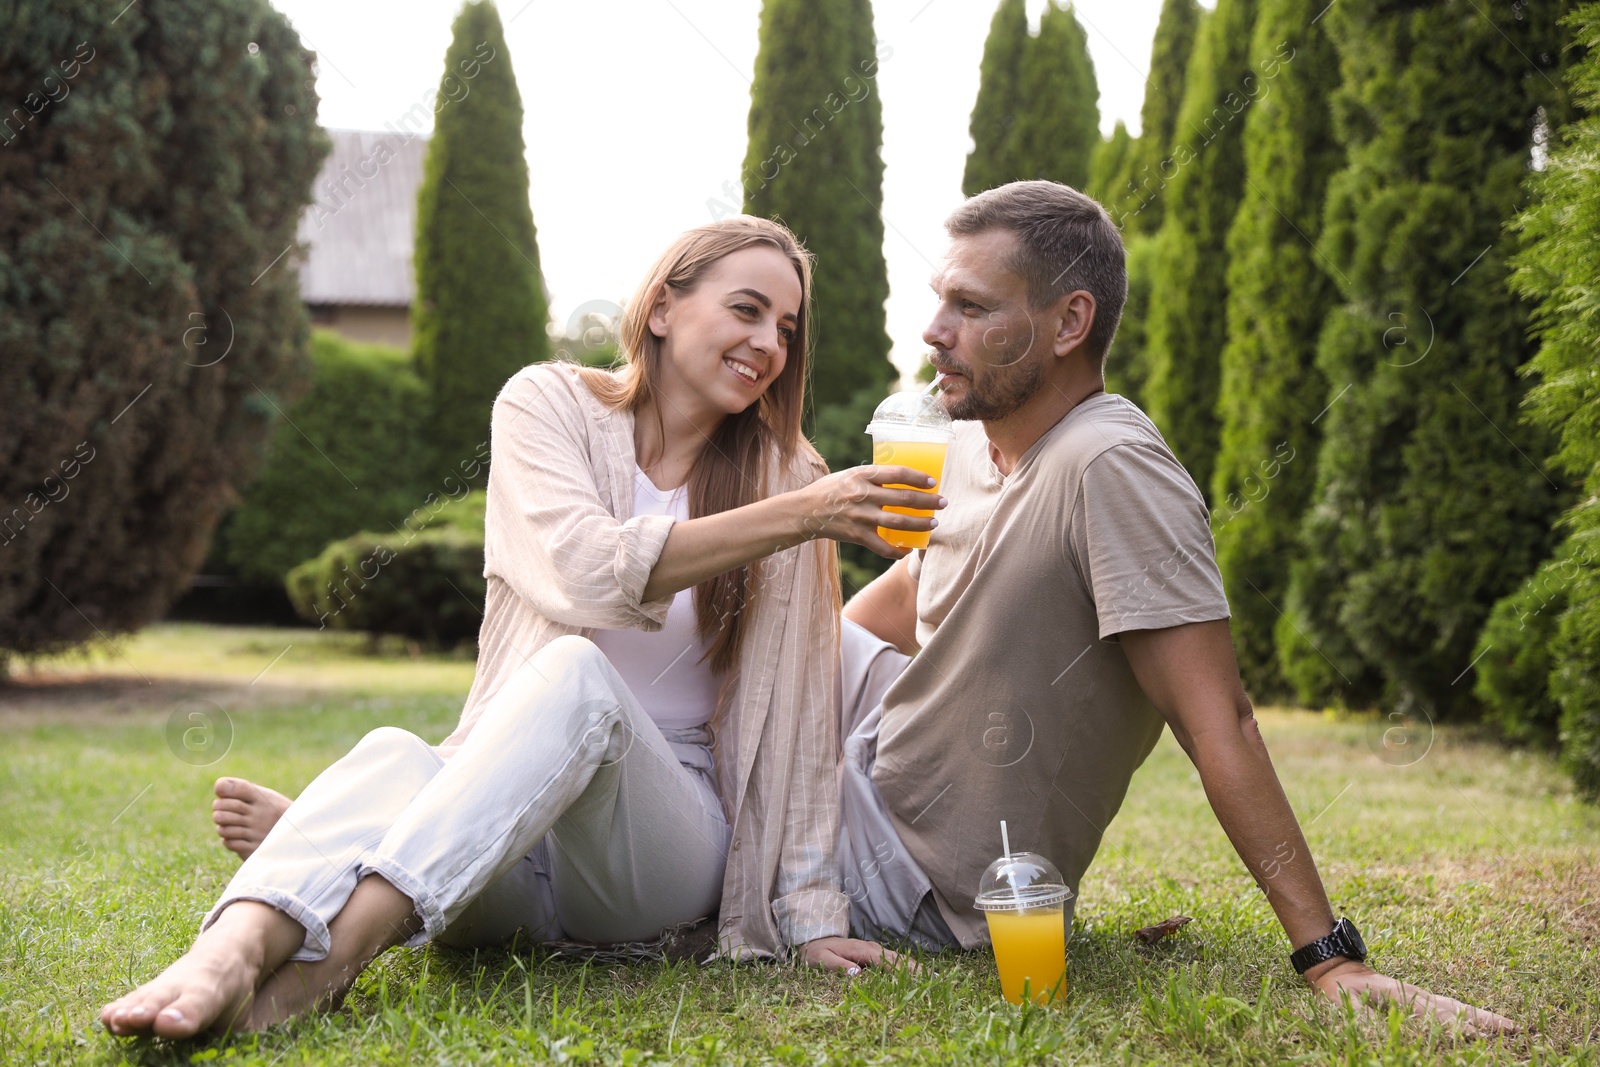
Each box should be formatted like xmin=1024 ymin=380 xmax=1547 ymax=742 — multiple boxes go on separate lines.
xmin=917 ymin=365 xmax=947 ymax=396
xmin=1000 ymin=820 xmax=1023 ymax=912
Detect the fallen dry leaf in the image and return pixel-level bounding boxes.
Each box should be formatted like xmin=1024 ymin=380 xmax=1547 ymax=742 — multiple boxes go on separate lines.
xmin=1134 ymin=915 xmax=1193 ymax=945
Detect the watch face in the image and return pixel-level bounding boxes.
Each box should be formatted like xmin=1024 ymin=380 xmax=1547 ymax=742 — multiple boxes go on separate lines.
xmin=1339 ymin=919 xmax=1366 ymax=958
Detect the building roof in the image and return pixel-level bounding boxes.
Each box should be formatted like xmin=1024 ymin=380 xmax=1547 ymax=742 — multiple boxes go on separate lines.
xmin=296 ymin=128 xmax=427 ymax=308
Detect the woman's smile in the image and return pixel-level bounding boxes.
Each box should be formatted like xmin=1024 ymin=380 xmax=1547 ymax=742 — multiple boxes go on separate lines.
xmin=723 ymin=355 xmax=764 ymax=386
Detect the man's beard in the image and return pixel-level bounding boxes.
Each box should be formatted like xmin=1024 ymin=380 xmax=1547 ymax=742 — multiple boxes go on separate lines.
xmin=944 ymin=350 xmax=1044 ymax=421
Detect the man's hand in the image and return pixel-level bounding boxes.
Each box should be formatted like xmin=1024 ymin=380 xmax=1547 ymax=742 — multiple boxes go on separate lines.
xmin=1119 ymin=622 xmax=1519 ymax=1041
xmin=1307 ymin=959 xmax=1519 ymax=1037
xmin=796 ymin=936 xmax=916 ymax=975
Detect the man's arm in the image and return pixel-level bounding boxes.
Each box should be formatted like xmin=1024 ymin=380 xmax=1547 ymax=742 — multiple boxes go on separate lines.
xmin=843 ymin=555 xmax=920 ymax=656
xmin=1119 ymin=619 xmax=1517 ymax=1036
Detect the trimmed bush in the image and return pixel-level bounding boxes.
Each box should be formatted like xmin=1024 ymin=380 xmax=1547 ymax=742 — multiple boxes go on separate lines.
xmin=285 ymin=491 xmax=486 ymax=647
xmin=217 ymin=330 xmax=437 ymax=585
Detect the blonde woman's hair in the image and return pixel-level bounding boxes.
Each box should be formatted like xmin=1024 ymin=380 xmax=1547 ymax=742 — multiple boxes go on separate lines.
xmin=578 ymin=215 xmax=826 ymax=675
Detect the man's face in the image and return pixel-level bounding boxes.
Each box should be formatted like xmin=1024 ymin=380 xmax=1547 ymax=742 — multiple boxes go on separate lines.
xmin=922 ymin=228 xmax=1046 ymax=422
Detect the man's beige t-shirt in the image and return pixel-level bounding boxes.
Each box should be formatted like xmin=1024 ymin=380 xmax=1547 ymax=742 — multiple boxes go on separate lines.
xmin=873 ymin=394 xmax=1230 ymax=947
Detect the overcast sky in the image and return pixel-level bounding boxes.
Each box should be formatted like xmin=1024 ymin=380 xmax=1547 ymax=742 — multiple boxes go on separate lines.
xmin=268 ymin=0 xmax=1198 ymax=378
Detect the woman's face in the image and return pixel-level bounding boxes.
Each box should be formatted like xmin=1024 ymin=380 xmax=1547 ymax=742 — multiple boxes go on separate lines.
xmin=649 ymin=245 xmax=802 ymax=418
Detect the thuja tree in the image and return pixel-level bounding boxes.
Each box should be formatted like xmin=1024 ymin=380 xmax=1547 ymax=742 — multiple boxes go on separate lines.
xmin=1091 ymin=123 xmax=1151 ymax=406
xmin=744 ymin=0 xmax=894 ymax=440
xmin=412 ymin=0 xmax=551 ymax=482
xmin=1120 ymin=0 xmax=1203 ymax=235
xmin=1476 ymin=1 xmax=1600 ymax=799
xmin=1141 ymin=0 xmax=1261 ymax=501
xmin=1280 ymin=0 xmax=1574 ymax=716
xmin=1209 ymin=0 xmax=1343 ymax=700
xmin=1088 ymin=120 xmax=1138 ymax=222
xmin=962 ymin=0 xmax=1030 ymax=197
xmin=966 ymin=0 xmax=1100 ymax=194
xmin=1103 ymin=235 xmax=1155 ymax=407
xmin=1008 ymin=0 xmax=1100 ymax=191
xmin=1099 ymin=0 xmax=1204 ymax=408
xmin=1090 ymin=123 xmax=1150 ymax=403
xmin=0 ymin=0 xmax=325 ymax=661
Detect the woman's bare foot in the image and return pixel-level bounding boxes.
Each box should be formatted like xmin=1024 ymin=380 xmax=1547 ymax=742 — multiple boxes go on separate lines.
xmin=243 ymin=873 xmax=424 ymax=1030
xmin=213 ymin=777 xmax=292 ymax=860
xmin=99 ymin=901 xmax=302 ymax=1039
xmin=241 ymin=948 xmax=363 ymax=1029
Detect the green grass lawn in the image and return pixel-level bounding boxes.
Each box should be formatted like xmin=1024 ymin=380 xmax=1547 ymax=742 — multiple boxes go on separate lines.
xmin=2 ymin=623 xmax=1597 ymax=1065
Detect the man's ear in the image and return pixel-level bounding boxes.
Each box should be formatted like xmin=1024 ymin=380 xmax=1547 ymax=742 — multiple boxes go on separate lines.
xmin=646 ymin=284 xmax=673 ymax=340
xmin=1052 ymin=290 xmax=1096 ymax=359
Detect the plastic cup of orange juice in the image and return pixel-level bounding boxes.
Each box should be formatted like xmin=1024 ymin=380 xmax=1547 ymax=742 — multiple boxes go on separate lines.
xmin=865 ymin=387 xmax=953 ymax=550
xmin=974 ymin=844 xmax=1073 ymax=1006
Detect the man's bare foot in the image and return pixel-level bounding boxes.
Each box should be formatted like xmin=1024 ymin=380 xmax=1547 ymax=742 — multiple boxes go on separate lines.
xmin=99 ymin=903 xmax=297 ymax=1039
xmin=213 ymin=777 xmax=291 ymax=861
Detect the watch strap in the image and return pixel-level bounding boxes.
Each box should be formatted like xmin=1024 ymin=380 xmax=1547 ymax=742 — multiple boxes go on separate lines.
xmin=1290 ymin=917 xmax=1367 ymax=975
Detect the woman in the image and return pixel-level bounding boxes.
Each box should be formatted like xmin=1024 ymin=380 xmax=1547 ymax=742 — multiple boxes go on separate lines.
xmin=99 ymin=217 xmax=945 ymax=1038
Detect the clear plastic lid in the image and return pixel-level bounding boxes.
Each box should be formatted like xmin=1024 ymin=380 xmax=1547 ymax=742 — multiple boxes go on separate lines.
xmin=973 ymin=851 xmax=1073 ymax=911
xmin=865 ymin=387 xmax=954 ymax=442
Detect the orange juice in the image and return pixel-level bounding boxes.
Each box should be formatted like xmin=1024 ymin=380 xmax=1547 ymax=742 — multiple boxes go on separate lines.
xmin=872 ymin=440 xmax=948 ymax=550
xmin=984 ymin=907 xmax=1067 ymax=1005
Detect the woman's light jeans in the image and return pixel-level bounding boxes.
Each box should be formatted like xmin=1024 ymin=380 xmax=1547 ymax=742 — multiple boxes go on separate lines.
xmin=203 ymin=635 xmax=731 ymax=960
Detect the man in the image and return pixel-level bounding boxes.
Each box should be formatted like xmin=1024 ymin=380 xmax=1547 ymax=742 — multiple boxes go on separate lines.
xmin=835 ymin=180 xmax=1513 ymax=1032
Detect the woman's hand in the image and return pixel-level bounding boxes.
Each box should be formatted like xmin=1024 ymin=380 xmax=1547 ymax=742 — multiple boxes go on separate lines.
xmin=1306 ymin=959 xmax=1519 ymax=1037
xmin=797 ymin=936 xmax=916 ymax=974
xmin=793 ymin=465 xmax=946 ymax=558
xmin=640 ymin=465 xmax=944 ymax=601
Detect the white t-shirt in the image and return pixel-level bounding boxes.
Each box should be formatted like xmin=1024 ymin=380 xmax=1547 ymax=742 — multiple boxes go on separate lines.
xmin=590 ymin=467 xmax=720 ymax=730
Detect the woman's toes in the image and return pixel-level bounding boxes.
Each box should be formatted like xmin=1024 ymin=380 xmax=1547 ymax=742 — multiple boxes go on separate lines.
xmin=98 ymin=998 xmax=128 ymax=1031
xmin=213 ymin=798 xmax=252 ymax=819
xmin=219 ymin=833 xmax=261 ymax=860
xmin=103 ymin=989 xmax=173 ymax=1035
xmin=208 ymin=779 xmax=290 ymax=862
xmin=151 ymin=1005 xmax=200 ymax=1040
xmin=152 ymin=990 xmax=239 ymax=1039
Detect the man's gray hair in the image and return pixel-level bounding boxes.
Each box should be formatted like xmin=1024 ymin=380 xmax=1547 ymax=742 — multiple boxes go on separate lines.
xmin=945 ymin=180 xmax=1128 ymax=364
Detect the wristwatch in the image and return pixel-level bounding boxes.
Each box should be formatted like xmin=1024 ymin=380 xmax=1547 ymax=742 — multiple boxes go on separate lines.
xmin=1290 ymin=917 xmax=1367 ymax=975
